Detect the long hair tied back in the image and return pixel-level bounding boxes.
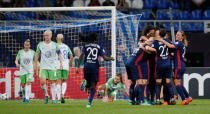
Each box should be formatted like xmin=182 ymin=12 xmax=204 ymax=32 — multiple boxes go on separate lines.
xmin=179 ymin=30 xmax=188 ymax=47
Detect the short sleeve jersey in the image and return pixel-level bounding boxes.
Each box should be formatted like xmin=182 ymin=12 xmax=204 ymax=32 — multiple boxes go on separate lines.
xmin=126 ymin=48 xmax=148 ymax=66
xmin=174 ymin=41 xmax=186 ymax=69
xmin=56 ymin=43 xmax=72 ymax=70
xmin=82 ymin=43 xmax=105 ymax=69
xmin=151 ymin=39 xmax=172 ymax=68
xmin=105 ymin=78 xmax=126 ymax=92
xmin=16 ymin=49 xmax=35 ymax=74
xmin=36 ymin=41 xmax=60 ymax=70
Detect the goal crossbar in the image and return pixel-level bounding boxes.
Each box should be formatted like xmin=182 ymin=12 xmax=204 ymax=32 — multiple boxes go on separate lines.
xmin=0 ymin=6 xmax=116 ymax=78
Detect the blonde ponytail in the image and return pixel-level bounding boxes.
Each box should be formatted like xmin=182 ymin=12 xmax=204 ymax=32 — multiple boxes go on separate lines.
xmin=179 ymin=31 xmax=188 ymax=47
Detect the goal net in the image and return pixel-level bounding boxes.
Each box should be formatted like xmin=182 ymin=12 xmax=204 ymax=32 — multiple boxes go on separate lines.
xmin=0 ymin=7 xmax=141 ymax=100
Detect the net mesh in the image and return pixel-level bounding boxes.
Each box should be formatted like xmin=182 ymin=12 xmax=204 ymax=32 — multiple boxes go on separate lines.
xmin=0 ymin=9 xmax=141 ymax=100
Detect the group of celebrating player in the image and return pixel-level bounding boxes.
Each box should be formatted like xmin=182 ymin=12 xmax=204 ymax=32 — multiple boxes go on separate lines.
xmin=126 ymin=25 xmax=192 ymax=106
xmin=15 ymin=25 xmax=192 ymax=108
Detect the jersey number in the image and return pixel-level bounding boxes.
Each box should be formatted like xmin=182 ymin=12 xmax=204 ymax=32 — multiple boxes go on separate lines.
xmin=87 ymin=47 xmax=98 ymax=60
xmin=63 ymin=50 xmax=68 ymax=59
xmin=159 ymin=45 xmax=169 ymax=57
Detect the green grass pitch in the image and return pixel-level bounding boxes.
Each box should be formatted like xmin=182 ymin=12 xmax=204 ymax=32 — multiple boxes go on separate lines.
xmin=0 ymin=99 xmax=210 ymax=114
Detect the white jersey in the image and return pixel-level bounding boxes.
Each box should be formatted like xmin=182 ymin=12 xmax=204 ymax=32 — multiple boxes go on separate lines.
xmin=36 ymin=41 xmax=60 ymax=70
xmin=16 ymin=49 xmax=35 ymax=75
xmin=56 ymin=43 xmax=72 ymax=70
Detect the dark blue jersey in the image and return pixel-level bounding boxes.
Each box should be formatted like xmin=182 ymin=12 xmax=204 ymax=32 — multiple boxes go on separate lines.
xmin=174 ymin=41 xmax=186 ymax=70
xmin=151 ymin=39 xmax=172 ymax=69
xmin=82 ymin=43 xmax=105 ymax=70
xmin=126 ymin=48 xmax=149 ymax=79
xmin=126 ymin=48 xmax=148 ymax=67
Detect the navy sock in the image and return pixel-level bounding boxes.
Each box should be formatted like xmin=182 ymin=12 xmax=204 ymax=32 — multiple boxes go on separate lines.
xmin=129 ymin=84 xmax=135 ymax=102
xmin=139 ymin=85 xmax=145 ymax=103
xmin=88 ymin=88 xmax=96 ymax=104
xmin=146 ymin=86 xmax=150 ymax=102
xmin=182 ymin=85 xmax=190 ymax=98
xmin=176 ymin=85 xmax=185 ymax=101
xmin=150 ymin=91 xmax=155 ymax=102
xmin=166 ymin=83 xmax=175 ymax=100
xmin=134 ymin=85 xmax=139 ymax=103
xmin=155 ymin=83 xmax=161 ymax=101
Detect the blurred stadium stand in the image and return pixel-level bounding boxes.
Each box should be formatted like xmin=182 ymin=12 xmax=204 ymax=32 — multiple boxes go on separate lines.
xmin=0 ymin=0 xmax=210 ymax=67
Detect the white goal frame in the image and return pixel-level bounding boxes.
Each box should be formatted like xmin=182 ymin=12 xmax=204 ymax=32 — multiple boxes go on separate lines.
xmin=0 ymin=6 xmax=117 ymax=78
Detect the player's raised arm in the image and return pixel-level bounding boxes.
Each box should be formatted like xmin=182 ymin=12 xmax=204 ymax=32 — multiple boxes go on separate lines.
xmin=157 ymin=38 xmax=176 ymax=49
xmin=145 ymin=45 xmax=157 ymax=53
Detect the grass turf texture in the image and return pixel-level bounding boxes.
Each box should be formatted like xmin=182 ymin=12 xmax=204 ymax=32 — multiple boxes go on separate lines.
xmin=0 ymin=100 xmax=210 ymax=114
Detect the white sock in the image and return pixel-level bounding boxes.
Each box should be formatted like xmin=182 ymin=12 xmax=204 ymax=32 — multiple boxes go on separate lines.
xmin=51 ymin=83 xmax=56 ymax=101
xmin=25 ymin=84 xmax=31 ymax=100
xmin=57 ymin=84 xmax=61 ymax=100
xmin=41 ymin=84 xmax=48 ymax=96
xmin=62 ymin=82 xmax=67 ymax=96
xmin=22 ymin=87 xmax=25 ymax=98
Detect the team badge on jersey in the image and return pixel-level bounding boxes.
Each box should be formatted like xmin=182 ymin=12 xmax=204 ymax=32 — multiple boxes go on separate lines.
xmin=23 ymin=58 xmax=31 ymax=65
xmin=45 ymin=51 xmax=52 ymax=58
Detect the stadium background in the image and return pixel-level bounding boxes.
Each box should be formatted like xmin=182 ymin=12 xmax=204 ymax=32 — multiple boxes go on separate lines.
xmin=0 ymin=0 xmax=210 ymax=100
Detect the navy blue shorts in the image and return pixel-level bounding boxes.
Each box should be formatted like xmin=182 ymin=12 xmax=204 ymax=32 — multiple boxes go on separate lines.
xmin=174 ymin=68 xmax=185 ymax=79
xmin=126 ymin=64 xmax=149 ymax=80
xmin=155 ymin=67 xmax=172 ymax=79
xmin=84 ymin=67 xmax=99 ymax=83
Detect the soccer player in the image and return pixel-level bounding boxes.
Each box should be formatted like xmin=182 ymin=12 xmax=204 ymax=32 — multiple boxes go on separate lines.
xmin=145 ymin=28 xmax=175 ymax=105
xmin=139 ymin=25 xmax=155 ymax=42
xmin=76 ymin=32 xmax=114 ymax=108
xmin=97 ymin=73 xmax=128 ymax=102
xmin=55 ymin=34 xmax=73 ymax=103
xmin=34 ymin=30 xmax=63 ymax=104
xmin=139 ymin=25 xmax=156 ymax=105
xmin=15 ymin=39 xmax=35 ymax=103
xmin=125 ymin=42 xmax=150 ymax=105
xmin=156 ymin=30 xmax=192 ymax=105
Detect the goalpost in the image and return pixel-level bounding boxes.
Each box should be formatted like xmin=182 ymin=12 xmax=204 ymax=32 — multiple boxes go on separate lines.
xmin=0 ymin=7 xmax=141 ymax=100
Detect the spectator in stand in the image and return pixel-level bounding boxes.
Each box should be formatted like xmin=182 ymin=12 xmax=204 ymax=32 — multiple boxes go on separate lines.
xmin=40 ymin=0 xmax=53 ymax=7
xmin=88 ymin=0 xmax=101 ymax=6
xmin=131 ymin=0 xmax=143 ymax=9
xmin=102 ymin=0 xmax=115 ymax=6
xmin=116 ymin=0 xmax=129 ymax=14
xmin=14 ymin=0 xmax=25 ymax=7
xmin=178 ymin=0 xmax=193 ymax=11
xmin=73 ymin=0 xmax=84 ymax=7
xmin=73 ymin=47 xmax=84 ymax=67
xmin=0 ymin=0 xmax=13 ymax=7
xmin=39 ymin=0 xmax=53 ymax=20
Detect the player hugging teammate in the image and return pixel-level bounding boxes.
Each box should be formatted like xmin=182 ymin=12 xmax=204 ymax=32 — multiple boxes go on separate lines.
xmin=15 ymin=28 xmax=192 ymax=106
xmin=126 ymin=25 xmax=192 ymax=105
